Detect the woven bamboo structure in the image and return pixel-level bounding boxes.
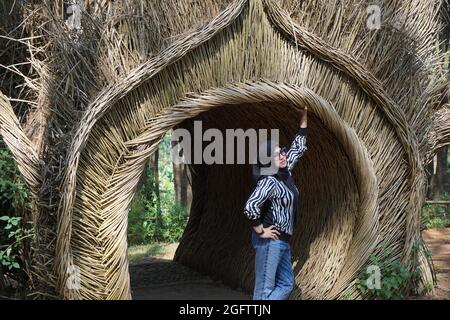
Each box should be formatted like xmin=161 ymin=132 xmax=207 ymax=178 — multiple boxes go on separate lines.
xmin=0 ymin=0 xmax=449 ymax=299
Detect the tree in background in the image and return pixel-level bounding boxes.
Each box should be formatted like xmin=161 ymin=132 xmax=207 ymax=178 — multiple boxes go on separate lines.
xmin=128 ymin=132 xmax=191 ymax=246
xmin=427 ymin=1 xmax=450 ymax=199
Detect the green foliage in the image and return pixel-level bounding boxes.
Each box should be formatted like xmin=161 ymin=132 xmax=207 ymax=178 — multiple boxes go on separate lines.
xmin=447 ymin=151 xmax=450 ymax=174
xmin=127 ymin=189 xmax=148 ymax=245
xmin=0 ymin=216 xmax=33 ymax=271
xmin=0 ymin=143 xmax=33 ymax=295
xmin=129 ymin=191 xmax=188 ymax=245
xmin=156 ymin=201 xmax=188 ymax=243
xmin=354 ymin=241 xmax=423 ymax=300
xmin=128 ymin=132 xmax=188 ymax=246
xmin=0 ymin=149 xmax=28 ymax=210
xmin=165 ymin=203 xmax=188 ymax=242
xmin=421 ymin=192 xmax=450 ymax=230
xmin=142 ymin=194 xmax=164 ymax=242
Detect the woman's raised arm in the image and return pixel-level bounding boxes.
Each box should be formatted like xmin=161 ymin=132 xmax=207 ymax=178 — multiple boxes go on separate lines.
xmin=286 ymin=108 xmax=308 ymax=171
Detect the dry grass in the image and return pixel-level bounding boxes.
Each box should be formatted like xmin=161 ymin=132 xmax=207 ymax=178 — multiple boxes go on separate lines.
xmin=128 ymin=243 xmax=179 ymax=263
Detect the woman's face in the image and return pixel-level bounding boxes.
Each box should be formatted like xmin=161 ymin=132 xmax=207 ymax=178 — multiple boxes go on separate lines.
xmin=273 ymin=146 xmax=287 ymax=169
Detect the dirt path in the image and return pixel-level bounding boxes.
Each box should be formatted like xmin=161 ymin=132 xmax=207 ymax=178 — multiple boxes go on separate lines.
xmin=130 ymin=257 xmax=250 ymax=300
xmin=130 ymin=228 xmax=450 ymax=300
xmin=421 ymin=228 xmax=450 ymax=299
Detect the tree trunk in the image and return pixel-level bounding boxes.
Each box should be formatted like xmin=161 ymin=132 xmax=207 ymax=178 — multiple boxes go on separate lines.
xmin=151 ymin=149 xmax=163 ymax=237
xmin=186 ymin=165 xmax=193 ymax=214
xmin=173 ymin=162 xmax=189 ymax=208
xmin=428 ymin=146 xmax=449 ymax=199
xmin=437 ymin=146 xmax=449 ymax=195
xmin=180 ymin=165 xmax=188 ymax=209
xmin=173 ymin=162 xmax=182 ymax=204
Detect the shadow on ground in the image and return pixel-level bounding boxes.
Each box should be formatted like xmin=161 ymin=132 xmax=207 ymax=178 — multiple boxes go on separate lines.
xmin=130 ymin=257 xmax=250 ymax=300
xmin=130 ymin=228 xmax=450 ymax=300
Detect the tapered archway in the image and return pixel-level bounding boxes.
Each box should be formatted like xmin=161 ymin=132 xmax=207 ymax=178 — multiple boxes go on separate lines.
xmin=0 ymin=0 xmax=442 ymax=300
xmin=58 ymin=81 xmax=379 ymax=299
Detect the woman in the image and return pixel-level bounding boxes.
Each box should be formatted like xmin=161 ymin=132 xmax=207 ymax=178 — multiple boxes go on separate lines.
xmin=244 ymin=107 xmax=308 ymax=300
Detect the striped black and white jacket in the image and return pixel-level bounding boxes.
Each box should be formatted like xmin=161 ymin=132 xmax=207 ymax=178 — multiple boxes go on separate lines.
xmin=244 ymin=128 xmax=307 ymax=242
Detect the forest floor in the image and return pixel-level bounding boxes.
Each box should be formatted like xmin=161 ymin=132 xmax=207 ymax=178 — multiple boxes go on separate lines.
xmin=129 ymin=242 xmax=250 ymax=299
xmin=129 ymin=228 xmax=450 ymax=300
xmin=416 ymin=228 xmax=450 ymax=300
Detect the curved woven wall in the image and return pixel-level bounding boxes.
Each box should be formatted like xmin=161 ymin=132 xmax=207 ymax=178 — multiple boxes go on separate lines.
xmin=63 ymin=79 xmax=382 ymax=299
xmin=0 ymin=0 xmax=447 ymax=299
xmin=44 ymin=0 xmax=433 ymax=299
xmin=173 ymin=96 xmax=378 ymax=299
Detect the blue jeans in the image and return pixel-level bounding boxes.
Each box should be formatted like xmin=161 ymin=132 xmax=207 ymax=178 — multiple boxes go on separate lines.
xmin=251 ymin=231 xmax=294 ymax=300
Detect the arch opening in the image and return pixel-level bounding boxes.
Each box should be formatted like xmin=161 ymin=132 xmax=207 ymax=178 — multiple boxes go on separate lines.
xmin=67 ymin=82 xmax=379 ymax=299
xmin=166 ymin=102 xmax=360 ymax=299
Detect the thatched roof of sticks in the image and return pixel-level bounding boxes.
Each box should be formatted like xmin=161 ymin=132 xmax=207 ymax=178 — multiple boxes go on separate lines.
xmin=0 ymin=0 xmax=449 ymax=299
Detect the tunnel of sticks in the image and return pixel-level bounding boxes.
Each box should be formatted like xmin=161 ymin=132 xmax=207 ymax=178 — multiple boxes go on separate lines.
xmin=175 ymin=101 xmax=365 ymax=299
xmin=0 ymin=0 xmax=448 ymax=299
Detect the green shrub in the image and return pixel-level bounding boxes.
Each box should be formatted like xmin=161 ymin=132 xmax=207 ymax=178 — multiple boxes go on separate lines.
xmin=141 ymin=193 xmax=188 ymax=244
xmin=128 ymin=189 xmax=148 ymax=245
xmin=142 ymin=195 xmax=164 ymax=243
xmin=0 ymin=149 xmax=28 ymax=209
xmin=161 ymin=202 xmax=188 ymax=243
xmin=354 ymin=241 xmax=424 ymax=300
xmin=0 ymin=145 xmax=33 ymax=296
xmin=127 ymin=132 xmax=189 ymax=246
xmin=128 ymin=190 xmax=188 ymax=246
xmin=0 ymin=216 xmax=33 ymax=271
xmin=421 ymin=192 xmax=450 ymax=230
